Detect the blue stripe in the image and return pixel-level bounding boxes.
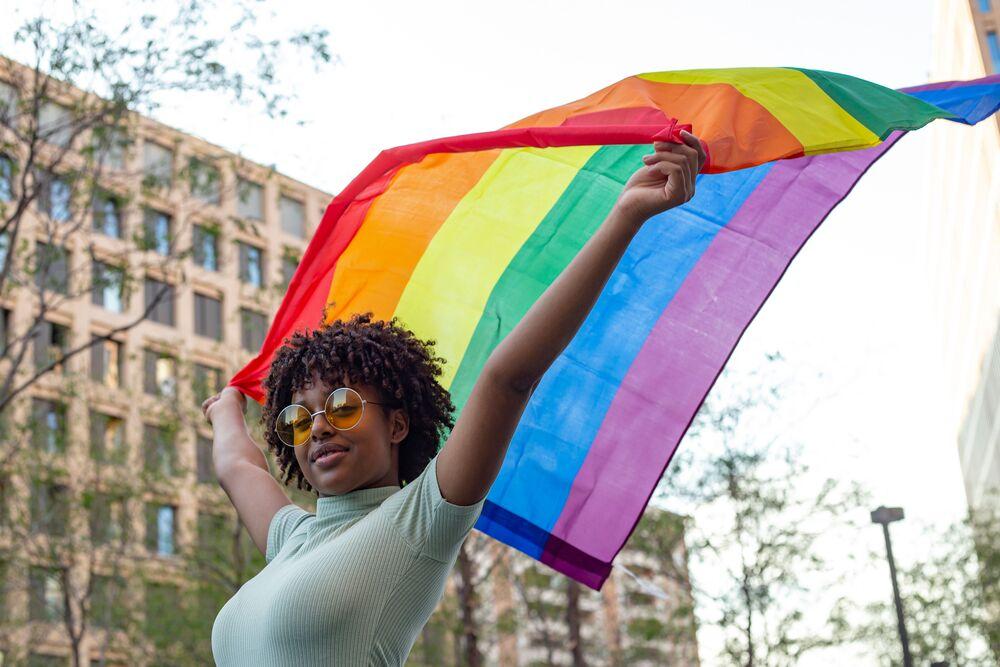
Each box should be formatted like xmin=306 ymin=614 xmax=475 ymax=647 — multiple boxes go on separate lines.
xmin=475 ymin=161 xmax=774 ymax=554
xmin=908 ymin=82 xmax=1000 ymax=125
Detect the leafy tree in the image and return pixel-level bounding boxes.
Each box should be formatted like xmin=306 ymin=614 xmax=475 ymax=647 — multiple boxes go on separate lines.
xmin=659 ymin=354 xmax=869 ymax=666
xmin=0 ymin=2 xmax=331 ymax=416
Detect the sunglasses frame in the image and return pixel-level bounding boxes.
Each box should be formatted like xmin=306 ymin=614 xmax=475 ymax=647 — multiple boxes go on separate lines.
xmin=275 ymin=387 xmax=391 ymax=447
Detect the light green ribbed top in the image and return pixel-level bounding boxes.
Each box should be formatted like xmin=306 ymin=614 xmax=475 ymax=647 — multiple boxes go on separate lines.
xmin=211 ymin=455 xmax=485 ymax=666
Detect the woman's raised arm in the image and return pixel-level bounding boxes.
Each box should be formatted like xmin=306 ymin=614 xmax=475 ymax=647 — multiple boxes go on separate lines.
xmin=436 ymin=132 xmax=706 ymax=506
xmin=203 ymin=387 xmax=293 ymax=555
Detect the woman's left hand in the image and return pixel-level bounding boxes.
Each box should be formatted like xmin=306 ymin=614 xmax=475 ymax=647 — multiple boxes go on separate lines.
xmin=614 ymin=130 xmax=706 ymax=225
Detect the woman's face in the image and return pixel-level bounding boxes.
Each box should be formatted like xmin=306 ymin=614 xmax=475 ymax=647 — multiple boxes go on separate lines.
xmin=289 ymin=373 xmax=408 ymax=496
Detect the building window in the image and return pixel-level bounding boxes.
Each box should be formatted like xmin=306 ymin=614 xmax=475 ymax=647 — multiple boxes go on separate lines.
xmin=142 ymin=207 xmax=171 ymax=255
xmin=37 ymin=170 xmax=72 ymax=222
xmin=29 ymin=566 xmax=65 ymax=621
xmin=0 ymin=79 xmax=16 ymax=118
xmin=192 ymin=224 xmax=219 ymax=271
xmin=0 ymin=307 xmax=9 ymax=356
xmin=144 ymin=277 xmax=175 ymax=326
xmin=28 ymin=655 xmax=65 ymax=667
xmin=90 ymin=336 xmax=123 ymax=388
xmin=33 ymin=320 xmax=69 ymax=371
xmin=240 ymin=308 xmax=268 ymax=351
xmin=143 ymin=349 xmax=177 ymax=397
xmin=143 ymin=425 xmax=176 ymax=478
xmin=196 ymin=435 xmax=214 ymax=484
xmin=145 ymin=581 xmax=180 ymax=645
xmin=237 ymin=178 xmax=263 ymax=220
xmin=90 ymin=574 xmax=126 ymax=629
xmin=280 ymin=195 xmax=306 ymax=238
xmin=32 ymin=399 xmax=66 ymax=454
xmin=89 ymin=412 xmax=125 ymax=464
xmin=193 ymin=363 xmax=222 ymax=406
xmin=980 ymin=0 xmax=992 ymax=12
xmin=0 ymin=232 xmax=7 ymax=276
xmin=145 ymin=504 xmax=176 ymax=555
xmin=89 ymin=494 xmax=126 ymax=546
xmin=91 ymin=261 xmax=126 ymax=313
xmin=92 ymin=189 xmax=123 ymax=238
xmin=188 ymin=157 xmax=220 ymax=205
xmin=0 ymin=153 xmax=13 ymax=200
xmin=281 ymin=250 xmax=299 ymax=289
xmin=34 ymin=242 xmax=69 ymax=294
xmin=194 ymin=293 xmax=223 ymax=341
xmin=989 ymin=31 xmax=1000 ymax=73
xmin=237 ymin=242 xmax=265 ymax=288
xmin=143 ymin=141 xmax=173 ymax=188
xmin=39 ymin=101 xmax=72 ymax=147
xmin=0 ymin=475 xmax=10 ymax=528
xmin=30 ymin=481 xmax=68 ymax=536
xmin=92 ymin=124 xmax=127 ymax=171
xmin=197 ymin=513 xmax=229 ymax=559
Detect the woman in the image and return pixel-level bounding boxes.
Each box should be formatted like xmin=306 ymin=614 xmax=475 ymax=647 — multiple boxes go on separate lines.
xmin=203 ymin=132 xmax=705 ymax=665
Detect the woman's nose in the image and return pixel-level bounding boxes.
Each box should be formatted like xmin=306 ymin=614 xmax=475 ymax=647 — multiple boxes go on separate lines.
xmin=310 ymin=410 xmax=333 ymax=438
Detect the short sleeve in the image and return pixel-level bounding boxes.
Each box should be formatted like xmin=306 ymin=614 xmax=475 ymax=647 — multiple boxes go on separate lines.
xmin=265 ymin=504 xmax=312 ymax=563
xmin=388 ymin=455 xmax=486 ymax=563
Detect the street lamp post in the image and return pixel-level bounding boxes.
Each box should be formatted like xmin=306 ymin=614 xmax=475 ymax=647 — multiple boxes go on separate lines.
xmin=871 ymin=506 xmax=912 ymax=667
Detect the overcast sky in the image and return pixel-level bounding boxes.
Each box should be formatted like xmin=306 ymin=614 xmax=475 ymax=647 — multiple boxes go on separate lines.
xmin=4 ymin=0 xmax=982 ymax=663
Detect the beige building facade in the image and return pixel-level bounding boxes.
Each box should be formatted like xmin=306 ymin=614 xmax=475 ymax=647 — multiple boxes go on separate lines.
xmin=0 ymin=56 xmax=331 ymax=665
xmin=927 ymin=0 xmax=1000 ymax=509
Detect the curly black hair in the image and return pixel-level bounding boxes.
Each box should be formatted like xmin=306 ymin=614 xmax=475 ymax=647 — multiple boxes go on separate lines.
xmin=260 ymin=313 xmax=455 ymax=492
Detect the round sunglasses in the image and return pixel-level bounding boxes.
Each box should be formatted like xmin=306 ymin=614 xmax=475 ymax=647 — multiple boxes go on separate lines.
xmin=275 ymin=387 xmax=391 ymax=447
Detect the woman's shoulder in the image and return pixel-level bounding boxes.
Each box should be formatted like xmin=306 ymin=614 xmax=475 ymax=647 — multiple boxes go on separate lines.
xmin=380 ymin=455 xmax=485 ymax=562
xmin=266 ymin=503 xmax=315 ymax=562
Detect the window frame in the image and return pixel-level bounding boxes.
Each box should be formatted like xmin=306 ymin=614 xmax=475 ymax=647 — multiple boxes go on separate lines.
xmin=239 ymin=308 xmax=268 ymax=351
xmin=237 ymin=241 xmax=265 ymax=289
xmin=143 ymin=277 xmax=175 ymax=327
xmin=193 ymin=292 xmax=223 ymax=341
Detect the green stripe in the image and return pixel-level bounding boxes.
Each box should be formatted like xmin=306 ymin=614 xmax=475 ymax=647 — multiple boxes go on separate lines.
xmin=794 ymin=68 xmax=955 ymax=139
xmin=447 ymin=144 xmax=646 ymax=414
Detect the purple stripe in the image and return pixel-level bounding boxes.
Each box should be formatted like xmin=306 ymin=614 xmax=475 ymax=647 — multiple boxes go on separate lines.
xmin=901 ymin=73 xmax=1000 ymax=93
xmin=547 ymin=133 xmax=906 ymax=581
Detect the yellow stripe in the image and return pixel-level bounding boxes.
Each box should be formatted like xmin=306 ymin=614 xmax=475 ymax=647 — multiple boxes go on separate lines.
xmin=637 ymin=68 xmax=880 ymax=154
xmin=393 ymin=144 xmax=599 ymax=388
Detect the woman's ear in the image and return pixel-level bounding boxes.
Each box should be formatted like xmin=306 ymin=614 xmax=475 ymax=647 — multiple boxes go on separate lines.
xmin=390 ymin=409 xmax=409 ymax=445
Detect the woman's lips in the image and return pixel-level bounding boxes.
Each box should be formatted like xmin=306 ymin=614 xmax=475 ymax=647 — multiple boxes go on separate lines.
xmin=313 ymin=450 xmax=347 ymax=469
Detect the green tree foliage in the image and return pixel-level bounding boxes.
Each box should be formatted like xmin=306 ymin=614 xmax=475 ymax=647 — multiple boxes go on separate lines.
xmin=659 ymin=354 xmax=869 ymax=667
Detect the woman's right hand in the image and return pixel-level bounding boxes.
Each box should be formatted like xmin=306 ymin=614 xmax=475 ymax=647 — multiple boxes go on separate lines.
xmin=202 ymin=386 xmax=247 ymax=425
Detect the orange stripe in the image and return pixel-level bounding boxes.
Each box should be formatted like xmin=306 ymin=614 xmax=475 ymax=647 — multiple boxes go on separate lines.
xmin=325 ymin=149 xmax=502 ymax=322
xmin=507 ymin=76 xmax=804 ymax=170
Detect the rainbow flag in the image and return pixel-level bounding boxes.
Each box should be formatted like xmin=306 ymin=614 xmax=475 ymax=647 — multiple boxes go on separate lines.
xmin=230 ymin=69 xmax=1000 ymax=589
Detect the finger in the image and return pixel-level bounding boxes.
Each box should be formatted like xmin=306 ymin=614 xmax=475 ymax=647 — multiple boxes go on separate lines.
xmin=679 ymin=130 xmax=707 ymax=171
xmin=671 ymin=141 xmax=700 ymax=177
xmin=658 ymin=136 xmax=700 ymax=191
xmin=201 ymin=393 xmax=219 ymax=415
xmin=651 ymin=160 xmax=691 ymax=201
xmin=642 ymin=151 xmax=688 ymax=167
xmin=644 ymin=156 xmax=687 ymax=193
xmin=652 ymin=140 xmax=682 ymax=152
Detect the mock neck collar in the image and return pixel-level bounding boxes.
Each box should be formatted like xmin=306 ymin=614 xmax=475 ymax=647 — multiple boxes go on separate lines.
xmin=314 ymin=484 xmax=400 ymax=523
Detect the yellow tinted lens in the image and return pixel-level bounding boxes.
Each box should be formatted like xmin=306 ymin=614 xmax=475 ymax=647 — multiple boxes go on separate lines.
xmin=325 ymin=388 xmax=363 ymax=429
xmin=276 ymin=405 xmax=311 ymax=446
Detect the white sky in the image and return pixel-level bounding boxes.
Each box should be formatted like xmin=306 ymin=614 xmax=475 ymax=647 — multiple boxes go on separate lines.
xmin=5 ymin=0 xmax=982 ymax=663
